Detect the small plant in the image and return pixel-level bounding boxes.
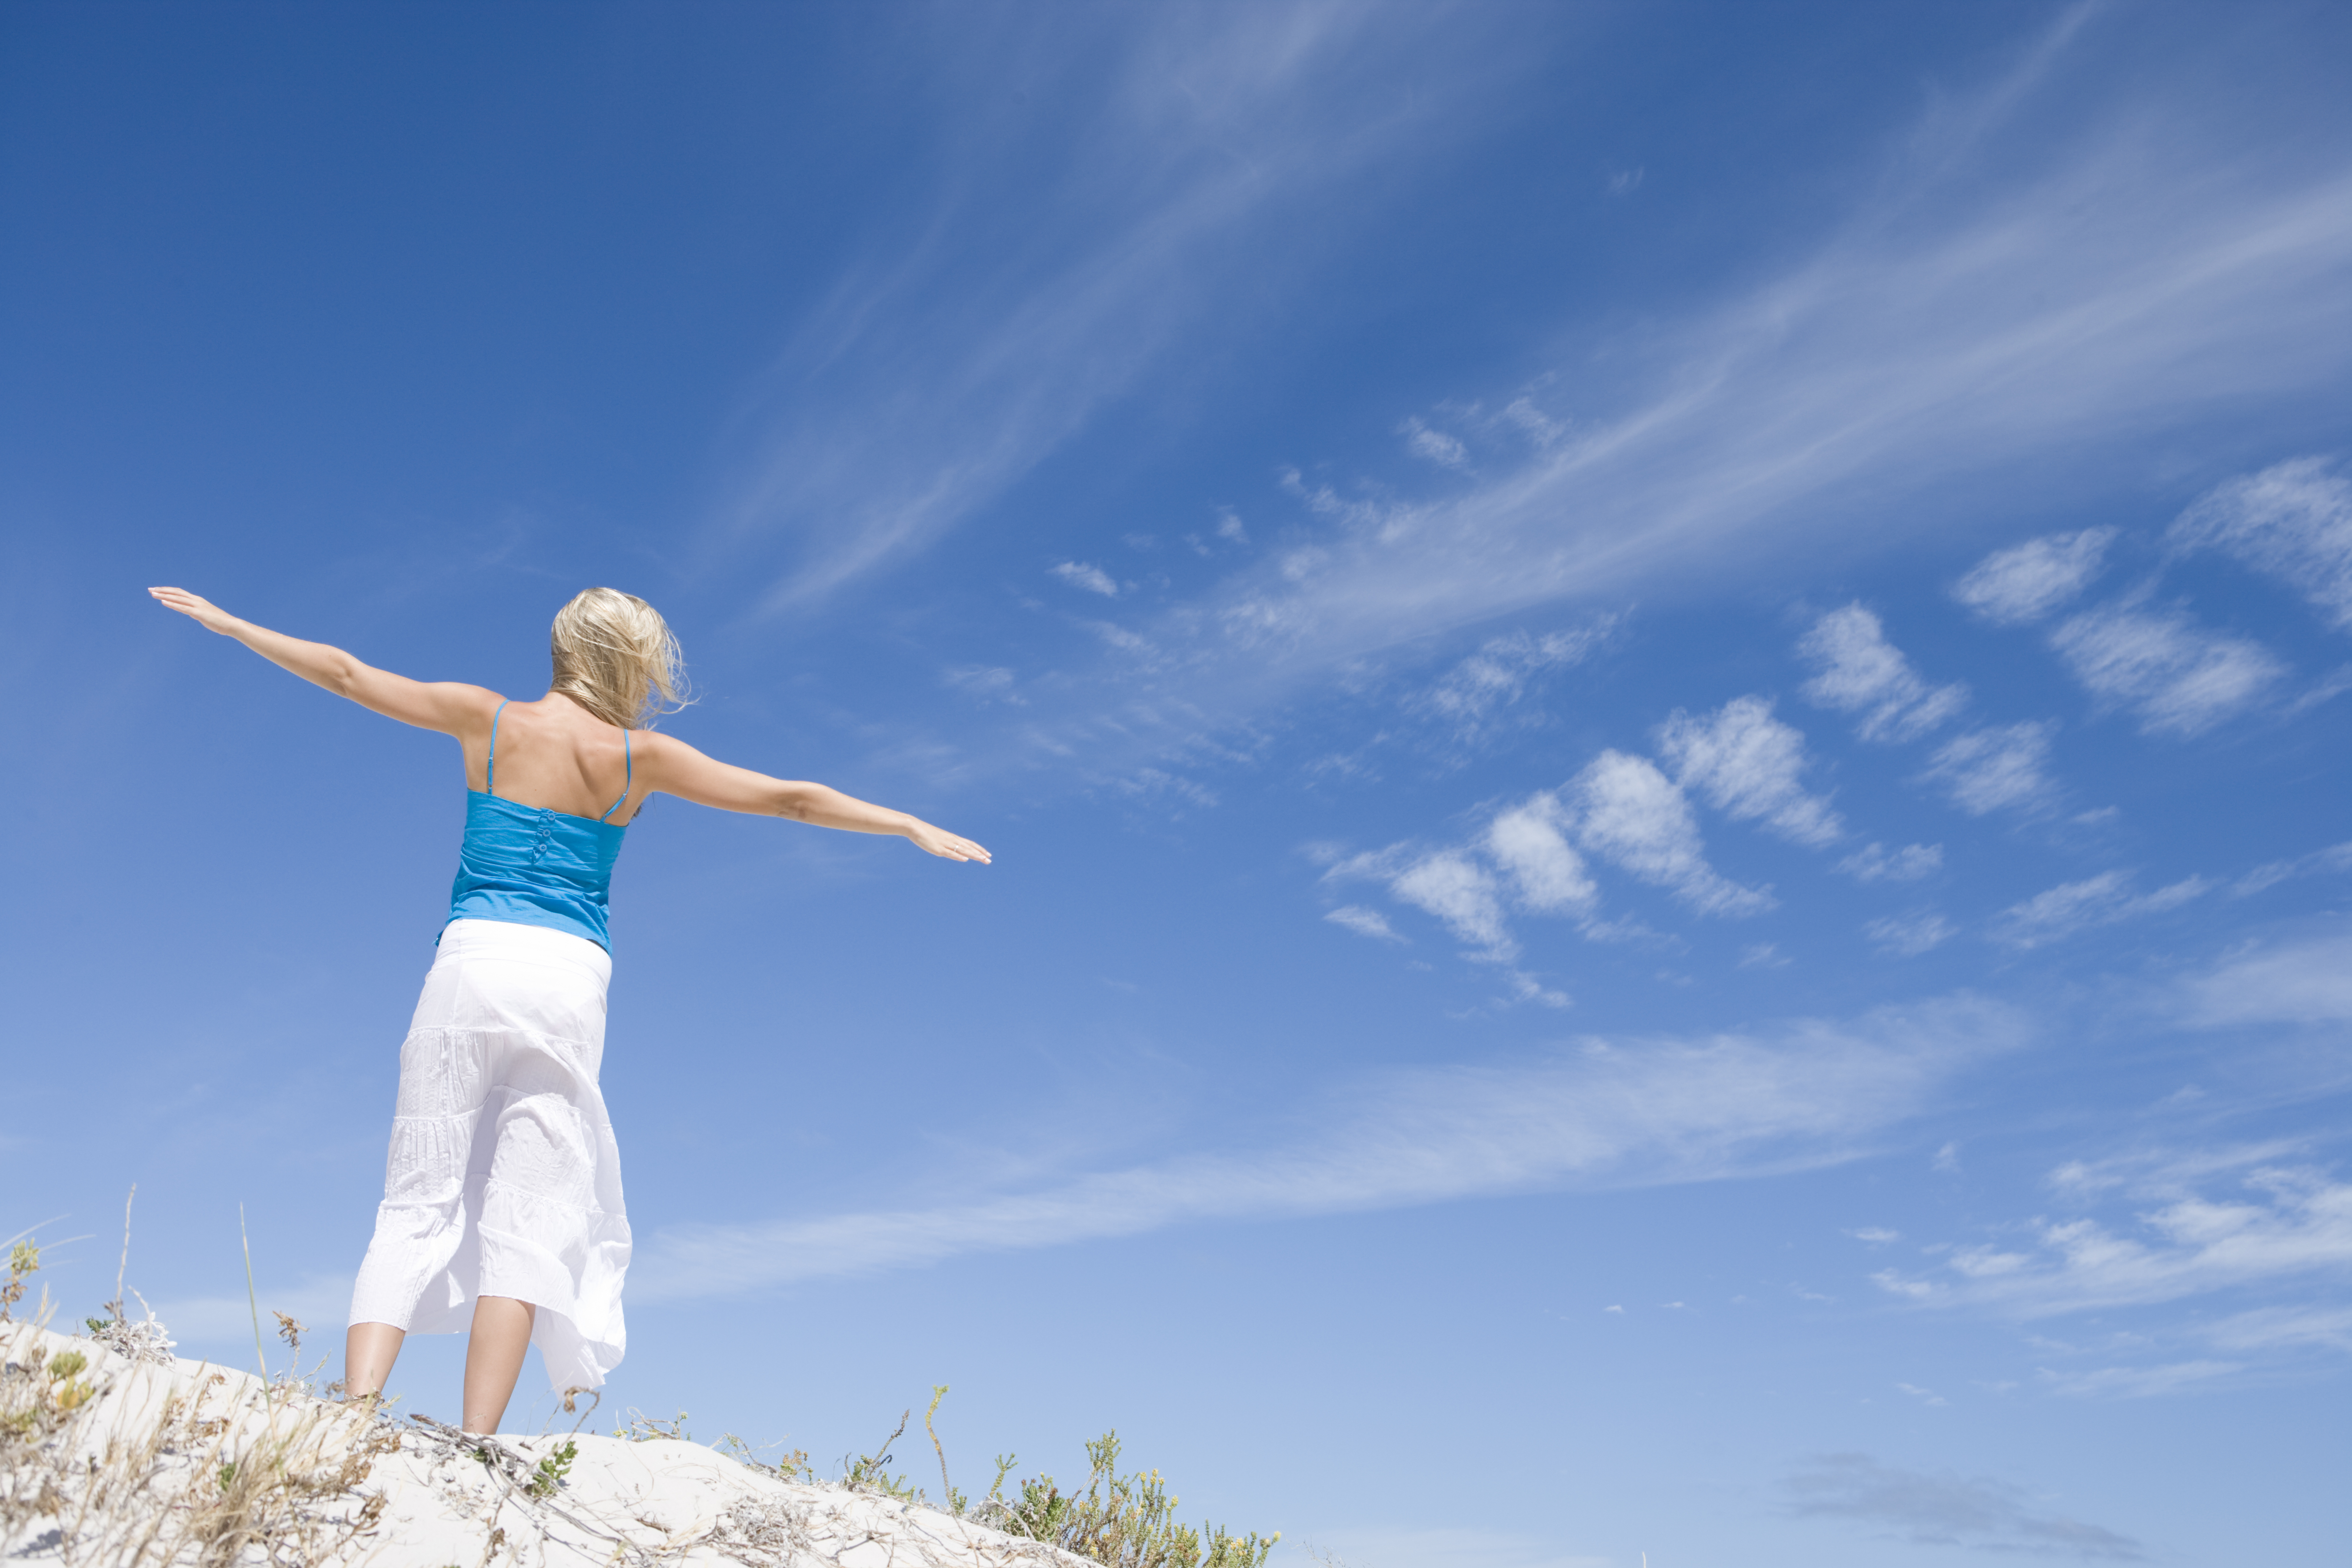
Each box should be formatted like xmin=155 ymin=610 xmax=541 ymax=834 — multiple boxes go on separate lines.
xmin=612 ymin=1406 xmax=693 ymax=1441
xmin=844 ymin=1408 xmax=919 ymax=1499
xmin=526 ymin=1438 xmax=577 ymax=1498
xmin=1 ymin=1239 xmax=39 ymax=1322
xmin=717 ymin=1430 xmax=811 ymax=1479
xmin=39 ymin=1348 xmax=97 ymax=1413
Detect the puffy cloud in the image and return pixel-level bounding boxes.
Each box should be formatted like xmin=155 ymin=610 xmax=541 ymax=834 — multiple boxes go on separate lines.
xmin=1922 ymin=721 xmax=2058 ymax=815
xmin=1051 ymin=561 xmax=1120 ymax=596
xmin=1797 ymin=605 xmax=1969 ymax=742
xmin=1483 ymin=793 xmax=1600 ymax=917
xmin=1570 ymin=751 xmax=1774 ymax=916
xmin=1388 ymin=850 xmax=1516 ymax=959
xmin=2169 ymin=456 xmax=2352 ymax=630
xmin=1656 ymin=696 xmax=1843 ymax=847
xmin=1838 ymin=841 xmax=1943 ymax=882
xmin=1952 ymin=528 xmax=2115 ymax=623
xmin=1991 ymin=870 xmax=2210 ymax=949
xmin=2049 ymin=603 xmax=2285 ymax=735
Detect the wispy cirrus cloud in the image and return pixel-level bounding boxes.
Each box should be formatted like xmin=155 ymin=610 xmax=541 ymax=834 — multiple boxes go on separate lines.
xmin=1411 ymin=618 xmax=1617 ymax=746
xmin=1865 ymin=911 xmax=1956 ymax=957
xmin=1050 ymin=561 xmax=1120 ymax=597
xmin=1838 ymin=841 xmax=1943 ymax=882
xmin=637 ymin=995 xmax=2026 ymax=1300
xmin=2178 ymin=929 xmax=2352 ymax=1026
xmin=1991 ymin=869 xmax=2210 ymax=949
xmin=710 ymin=4 xmax=1527 ymax=612
xmin=1870 ymin=1143 xmax=2352 ymax=1322
xmin=1039 ymin=20 xmax=2352 ymax=753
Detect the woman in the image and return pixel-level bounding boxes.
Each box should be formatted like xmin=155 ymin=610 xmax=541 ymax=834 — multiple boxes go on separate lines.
xmin=150 ymin=585 xmax=989 ymax=1432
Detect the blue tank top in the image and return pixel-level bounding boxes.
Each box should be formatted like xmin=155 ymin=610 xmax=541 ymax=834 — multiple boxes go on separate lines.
xmin=444 ymin=701 xmax=632 ymax=951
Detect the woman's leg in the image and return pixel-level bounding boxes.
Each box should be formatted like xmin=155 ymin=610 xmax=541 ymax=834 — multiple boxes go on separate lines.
xmin=460 ymin=1295 xmax=537 ymax=1433
xmin=344 ymin=1322 xmax=406 ymax=1402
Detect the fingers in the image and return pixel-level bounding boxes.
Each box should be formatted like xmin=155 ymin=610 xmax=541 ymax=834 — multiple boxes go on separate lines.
xmin=919 ymin=831 xmax=992 ymax=863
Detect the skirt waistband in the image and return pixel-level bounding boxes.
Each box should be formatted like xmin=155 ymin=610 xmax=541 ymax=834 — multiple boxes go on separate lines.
xmin=436 ymin=917 xmax=613 ymax=980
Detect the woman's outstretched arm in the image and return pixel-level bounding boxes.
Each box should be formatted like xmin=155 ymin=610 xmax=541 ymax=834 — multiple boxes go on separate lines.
xmin=150 ymin=587 xmax=497 ymax=736
xmin=639 ymin=731 xmax=991 ymax=863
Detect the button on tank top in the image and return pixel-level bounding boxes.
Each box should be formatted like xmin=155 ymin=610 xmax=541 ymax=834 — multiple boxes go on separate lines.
xmin=444 ymin=701 xmax=631 ymax=951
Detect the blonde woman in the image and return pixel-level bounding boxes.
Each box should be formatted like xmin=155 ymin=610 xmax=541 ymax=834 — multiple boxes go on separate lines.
xmin=149 ymin=586 xmax=990 ymax=1432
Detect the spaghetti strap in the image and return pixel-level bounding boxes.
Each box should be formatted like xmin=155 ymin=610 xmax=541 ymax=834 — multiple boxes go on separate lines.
xmin=486 ymin=700 xmax=511 ymax=797
xmin=598 ymin=729 xmax=633 ymax=824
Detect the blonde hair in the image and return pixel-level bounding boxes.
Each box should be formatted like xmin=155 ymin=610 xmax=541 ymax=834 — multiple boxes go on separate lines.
xmin=549 ymin=588 xmax=691 ymax=730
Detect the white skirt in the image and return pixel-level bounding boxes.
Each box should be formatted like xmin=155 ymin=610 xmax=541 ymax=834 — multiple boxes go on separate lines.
xmin=349 ymin=918 xmax=631 ymax=1392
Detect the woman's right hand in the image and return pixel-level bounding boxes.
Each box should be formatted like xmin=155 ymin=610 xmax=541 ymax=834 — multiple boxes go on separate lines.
xmin=149 ymin=587 xmax=242 ymax=636
xmin=906 ymin=819 xmax=993 ymax=863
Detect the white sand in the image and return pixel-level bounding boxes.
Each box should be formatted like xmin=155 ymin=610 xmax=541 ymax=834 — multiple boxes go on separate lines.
xmin=1 ymin=1320 xmax=1090 ymax=1567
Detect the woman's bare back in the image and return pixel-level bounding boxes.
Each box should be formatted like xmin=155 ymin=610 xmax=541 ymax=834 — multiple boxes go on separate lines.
xmin=466 ymin=695 xmax=643 ymax=824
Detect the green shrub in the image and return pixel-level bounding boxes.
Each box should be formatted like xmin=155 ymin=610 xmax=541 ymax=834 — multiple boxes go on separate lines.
xmin=990 ymin=1431 xmax=1277 ymax=1568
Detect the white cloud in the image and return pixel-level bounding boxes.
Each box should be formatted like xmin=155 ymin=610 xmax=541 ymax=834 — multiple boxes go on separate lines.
xmin=1502 ymin=970 xmax=1571 ymax=1009
xmin=2232 ymin=840 xmax=2352 ymax=897
xmin=1656 ymin=695 xmax=1843 ymax=847
xmin=2040 ymin=1361 xmax=2243 ymax=1399
xmin=2169 ymin=456 xmax=2352 ymax=631
xmin=1570 ymin=751 xmax=1774 ymax=916
xmin=1797 ymin=605 xmax=1968 ymax=742
xmin=1922 ymin=721 xmax=2058 ymax=815
xmin=916 ymin=19 xmax=2352 ymax=780
xmin=1873 ymin=1147 xmax=2352 ymax=1321
xmin=2203 ymin=1303 xmax=2352 ymax=1354
xmin=2179 ymin=931 xmax=2352 ymax=1026
xmin=721 ymin=5 xmax=1515 ymax=610
xmin=1865 ymin=912 xmax=1955 ymax=957
xmin=2049 ymin=603 xmax=2285 ymax=735
xmin=636 ymin=996 xmax=2028 ymax=1299
xmin=1952 ymin=528 xmax=2116 ymax=623
xmin=1847 ymin=1226 xmax=1901 ymax=1244
xmin=1416 ymin=620 xmax=1616 ymax=741
xmin=1052 ymin=561 xmax=1121 ymax=597
xmin=1390 ymin=850 xmax=1517 ymax=960
xmin=1401 ymin=416 xmax=1468 ymax=469
xmin=1483 ymin=793 xmax=1600 ymax=918
xmin=1325 ymin=905 xmax=1405 ymax=943
xmin=1991 ymin=870 xmax=2211 ymax=949
xmin=1784 ymin=1454 xmax=2143 ymax=1560
xmin=942 ymin=665 xmax=1022 ymax=703
xmin=1838 ymin=841 xmax=1943 ymax=882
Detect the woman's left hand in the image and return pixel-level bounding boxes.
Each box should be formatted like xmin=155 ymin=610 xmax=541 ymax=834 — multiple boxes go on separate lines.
xmin=149 ymin=587 xmax=243 ymax=635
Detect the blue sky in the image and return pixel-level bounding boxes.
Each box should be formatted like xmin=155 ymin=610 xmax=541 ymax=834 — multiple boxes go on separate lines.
xmin=5 ymin=3 xmax=2350 ymax=1563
